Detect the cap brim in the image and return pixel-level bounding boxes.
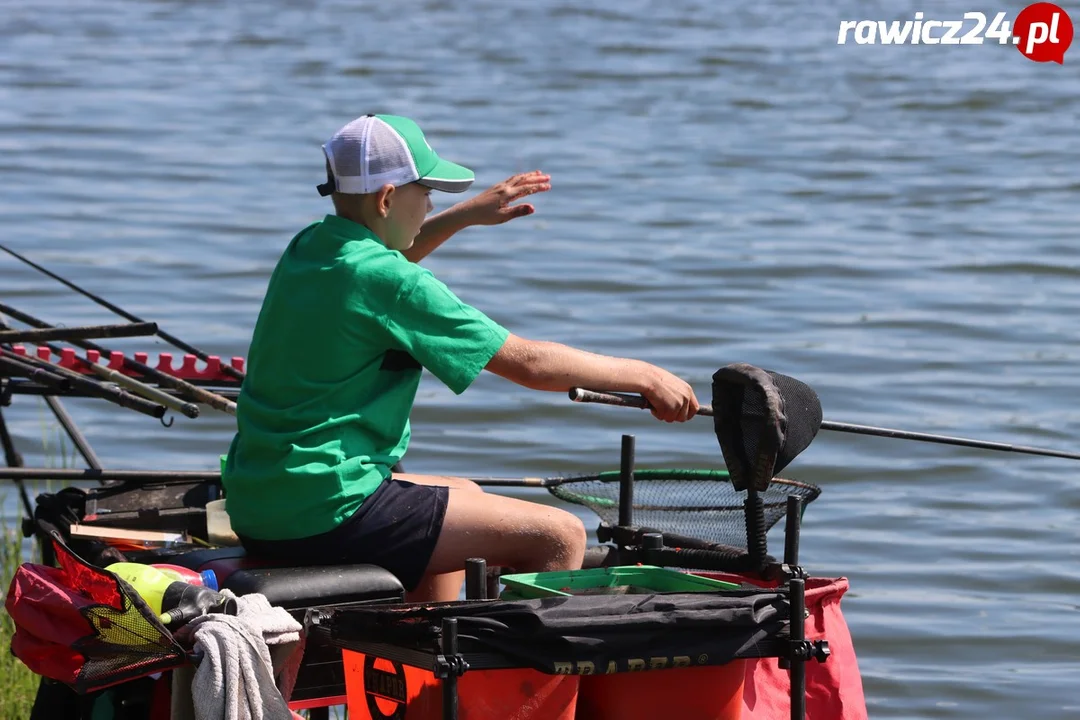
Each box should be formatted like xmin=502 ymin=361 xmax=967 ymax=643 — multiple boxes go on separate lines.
xmin=416 ymin=157 xmax=474 ymax=193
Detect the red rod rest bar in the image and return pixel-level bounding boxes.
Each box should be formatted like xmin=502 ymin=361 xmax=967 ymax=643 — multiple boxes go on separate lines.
xmin=10 ymin=346 xmax=244 ymax=383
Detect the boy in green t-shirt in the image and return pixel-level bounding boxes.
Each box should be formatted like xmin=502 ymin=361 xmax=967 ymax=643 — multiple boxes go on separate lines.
xmin=224 ymin=114 xmax=700 ymax=601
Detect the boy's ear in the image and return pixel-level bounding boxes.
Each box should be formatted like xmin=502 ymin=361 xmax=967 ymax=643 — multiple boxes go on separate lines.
xmin=376 ymin=184 xmax=396 ymax=217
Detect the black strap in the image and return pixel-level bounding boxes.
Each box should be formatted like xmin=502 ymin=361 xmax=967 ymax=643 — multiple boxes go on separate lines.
xmin=317 ymin=165 xmax=336 ymax=197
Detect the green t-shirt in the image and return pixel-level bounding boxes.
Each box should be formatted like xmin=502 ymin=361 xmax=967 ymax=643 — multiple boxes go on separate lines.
xmin=222 ymin=214 xmax=509 ymax=540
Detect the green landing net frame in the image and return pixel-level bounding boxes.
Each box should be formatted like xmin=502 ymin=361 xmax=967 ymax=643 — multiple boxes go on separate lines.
xmin=548 ymin=469 xmax=820 ymax=549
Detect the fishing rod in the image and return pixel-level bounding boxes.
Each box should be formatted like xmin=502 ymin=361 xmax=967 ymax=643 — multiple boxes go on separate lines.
xmin=0 ymin=469 xmax=222 ymax=482
xmin=3 ymin=378 xmax=241 ymax=401
xmin=0 ymin=242 xmax=244 ymax=382
xmin=0 ymin=352 xmax=73 ymax=392
xmin=3 ymin=348 xmax=167 ymax=420
xmin=569 ymin=388 xmax=1080 ymax=463
xmin=81 ymin=362 xmax=200 ymax=419
xmin=0 ymin=315 xmax=102 ymax=469
xmin=0 ymin=301 xmax=236 ymax=415
xmin=1 ymin=335 xmax=196 ymax=420
xmin=0 ymin=322 xmax=158 ymax=344
xmin=0 ymin=467 xmax=636 ymax=487
xmin=0 ymin=467 xmax=750 ymax=490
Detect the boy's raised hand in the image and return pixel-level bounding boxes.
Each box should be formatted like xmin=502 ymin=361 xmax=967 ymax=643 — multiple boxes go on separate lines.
xmin=459 ymin=170 xmax=552 ymax=226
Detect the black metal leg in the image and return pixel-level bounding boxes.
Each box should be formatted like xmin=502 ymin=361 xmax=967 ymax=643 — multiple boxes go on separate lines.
xmin=441 ymin=618 xmax=459 ymax=720
xmin=0 ymin=406 xmax=23 ymax=467
xmin=790 ymin=578 xmax=806 ymax=720
xmin=307 ymin=707 xmax=329 ymax=720
xmin=28 ymin=677 xmax=80 ymax=720
xmin=465 ymin=558 xmax=487 ymax=600
xmin=784 ymin=495 xmax=802 ymax=567
xmin=0 ymin=406 xmax=34 ymax=522
xmin=618 ymin=434 xmax=635 ymax=528
xmin=486 ymin=567 xmax=502 ymax=599
xmin=744 ymin=487 xmax=768 ymax=571
xmin=43 ymin=395 xmax=102 ymax=470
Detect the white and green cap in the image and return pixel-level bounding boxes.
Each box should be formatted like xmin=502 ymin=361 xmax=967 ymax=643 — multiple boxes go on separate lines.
xmin=318 ymin=114 xmax=475 ymax=196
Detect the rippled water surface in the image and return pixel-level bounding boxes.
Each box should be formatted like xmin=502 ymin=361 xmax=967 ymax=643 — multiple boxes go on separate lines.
xmin=2 ymin=1 xmax=1079 ymax=717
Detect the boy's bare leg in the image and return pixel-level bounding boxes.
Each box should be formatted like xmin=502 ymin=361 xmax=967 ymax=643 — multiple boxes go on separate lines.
xmin=423 ymin=487 xmax=586 ymax=577
xmin=405 ymin=572 xmax=466 ymax=603
xmin=390 ymin=473 xmax=587 ymax=603
xmin=393 ymin=473 xmax=479 ymax=602
xmin=392 ymin=473 xmax=482 ymax=493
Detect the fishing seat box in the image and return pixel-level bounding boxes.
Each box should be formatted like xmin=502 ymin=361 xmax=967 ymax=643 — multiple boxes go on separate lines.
xmin=166 ymin=547 xmax=405 ymax=704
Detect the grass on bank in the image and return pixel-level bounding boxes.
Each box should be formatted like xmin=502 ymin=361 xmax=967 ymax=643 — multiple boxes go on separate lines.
xmin=1 ymin=514 xmax=39 ymax=719
xmin=0 ymin=407 xmax=73 ymax=718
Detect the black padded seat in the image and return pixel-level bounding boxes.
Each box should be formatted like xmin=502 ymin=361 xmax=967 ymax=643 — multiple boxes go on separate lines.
xmin=155 ymin=546 xmax=405 ymax=608
xmin=221 ymin=564 xmax=404 ymax=610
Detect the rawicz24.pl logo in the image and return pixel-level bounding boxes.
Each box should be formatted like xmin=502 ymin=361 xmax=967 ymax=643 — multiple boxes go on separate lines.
xmin=837 ymin=2 xmax=1074 ymax=64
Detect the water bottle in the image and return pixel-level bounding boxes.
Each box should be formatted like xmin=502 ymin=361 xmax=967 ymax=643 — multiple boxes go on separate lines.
xmin=150 ymin=563 xmax=219 ymax=590
xmin=157 ymin=581 xmax=237 ymax=627
xmin=106 ymin=562 xmax=237 ymax=626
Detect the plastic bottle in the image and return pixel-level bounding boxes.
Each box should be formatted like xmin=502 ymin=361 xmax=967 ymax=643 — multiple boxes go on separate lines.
xmin=106 ymin=563 xmax=178 ymax=614
xmin=156 ymin=582 xmax=237 ymax=627
xmin=106 ymin=562 xmax=237 ymax=626
xmin=150 ymin=563 xmax=219 ymax=591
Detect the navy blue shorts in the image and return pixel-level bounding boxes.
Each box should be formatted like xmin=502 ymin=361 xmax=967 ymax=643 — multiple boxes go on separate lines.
xmin=237 ymin=477 xmax=449 ymax=592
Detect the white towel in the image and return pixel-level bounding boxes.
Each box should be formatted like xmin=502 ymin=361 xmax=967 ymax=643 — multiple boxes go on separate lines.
xmin=184 ymin=591 xmax=305 ymax=720
xmin=233 ymin=592 xmax=306 ymax=701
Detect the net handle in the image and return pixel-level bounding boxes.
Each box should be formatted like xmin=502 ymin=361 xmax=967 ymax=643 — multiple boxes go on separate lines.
xmin=467 ymin=468 xmax=731 ymax=488
xmin=571 ymin=388 xmax=715 ymax=416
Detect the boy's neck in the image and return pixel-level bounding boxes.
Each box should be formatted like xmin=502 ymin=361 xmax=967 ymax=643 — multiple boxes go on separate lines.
xmin=336 ymin=210 xmax=377 ymax=235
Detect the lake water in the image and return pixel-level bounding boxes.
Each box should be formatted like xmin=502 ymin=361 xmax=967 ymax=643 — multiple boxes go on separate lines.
xmin=2 ymin=0 xmax=1079 ymax=717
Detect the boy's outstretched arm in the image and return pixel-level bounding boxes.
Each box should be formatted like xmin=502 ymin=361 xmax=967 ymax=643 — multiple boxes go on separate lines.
xmin=485 ymin=334 xmax=699 ymax=423
xmin=402 ymin=171 xmax=551 ymax=263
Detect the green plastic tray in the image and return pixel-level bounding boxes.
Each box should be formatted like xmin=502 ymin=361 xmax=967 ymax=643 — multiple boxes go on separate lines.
xmin=499 ymin=565 xmax=741 ymax=599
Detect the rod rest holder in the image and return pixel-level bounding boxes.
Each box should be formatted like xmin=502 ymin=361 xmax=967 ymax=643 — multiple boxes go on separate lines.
xmin=433 ymin=654 xmax=470 ymax=680
xmin=762 ymin=562 xmax=809 ymax=583
xmin=778 ymin=639 xmax=831 ymax=669
xmin=596 ymin=522 xmax=756 ymax=556
xmin=434 ymin=618 xmax=469 ymax=680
